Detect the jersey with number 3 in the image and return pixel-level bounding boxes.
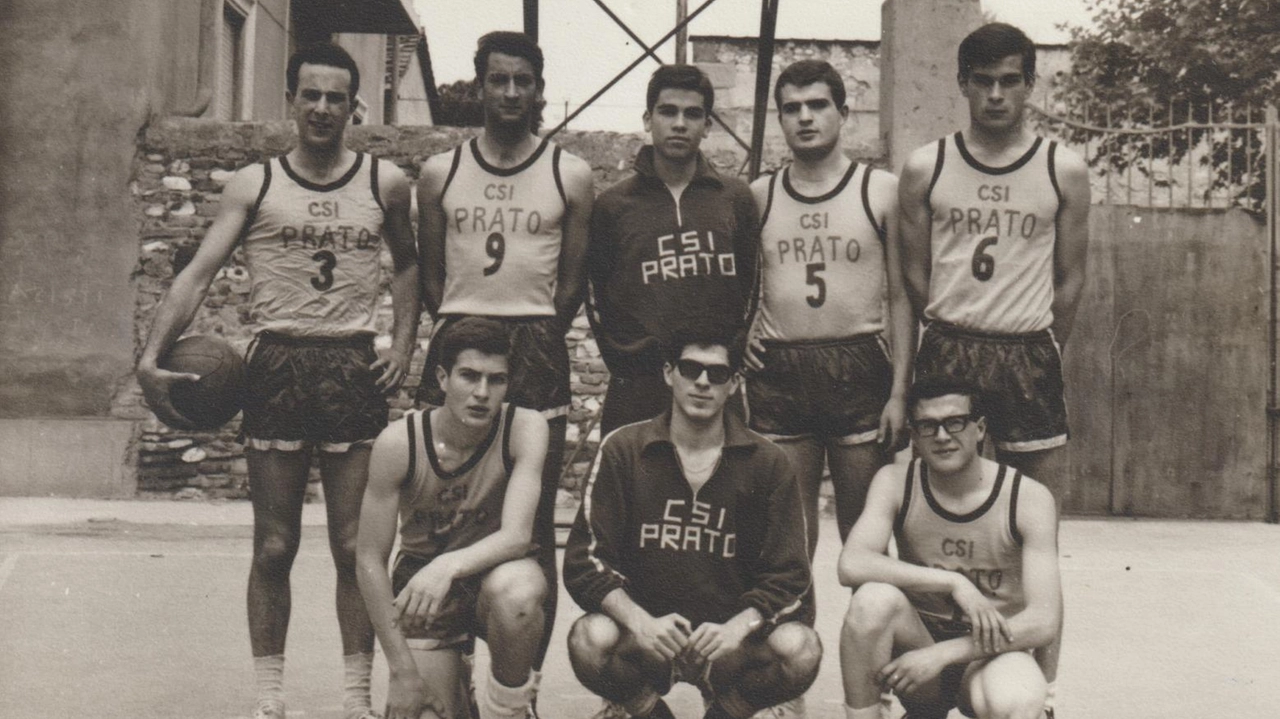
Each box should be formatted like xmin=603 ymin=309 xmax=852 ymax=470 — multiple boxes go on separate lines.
xmin=755 ymin=162 xmax=887 ymax=341
xmin=438 ymin=138 xmax=566 ymax=317
xmin=925 ymin=132 xmax=1061 ymax=333
xmin=241 ymin=153 xmax=385 ymax=337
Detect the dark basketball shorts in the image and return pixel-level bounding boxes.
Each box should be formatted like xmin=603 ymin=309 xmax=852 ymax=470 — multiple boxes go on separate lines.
xmin=915 ymin=322 xmax=1068 ymax=453
xmin=417 ymin=315 xmax=570 ymax=419
xmin=392 ymin=552 xmax=483 ymax=652
xmin=240 ymin=332 xmax=388 ymax=453
xmin=746 ymin=334 xmax=892 ymax=445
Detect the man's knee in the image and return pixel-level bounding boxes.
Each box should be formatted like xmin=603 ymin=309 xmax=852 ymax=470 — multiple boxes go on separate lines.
xmin=567 ymin=613 xmax=622 ymax=672
xmin=482 ymin=561 xmax=548 ymax=625
xmin=844 ymin=582 xmax=910 ymax=636
xmin=253 ymin=531 xmax=300 ymax=571
xmin=765 ymin=622 xmax=823 ymax=689
xmin=968 ymin=654 xmax=1047 ymax=719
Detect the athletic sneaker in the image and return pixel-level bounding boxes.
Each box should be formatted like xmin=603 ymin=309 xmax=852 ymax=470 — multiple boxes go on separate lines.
xmin=251 ymin=699 xmax=286 ymax=719
xmin=589 ymin=700 xmax=631 ymax=719
xmin=752 ymin=696 xmax=807 ymax=719
xmin=345 ymin=710 xmax=384 ymax=719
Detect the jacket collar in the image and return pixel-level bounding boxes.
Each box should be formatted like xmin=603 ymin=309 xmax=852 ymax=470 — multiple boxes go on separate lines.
xmin=633 ymin=145 xmax=724 ymax=188
xmin=638 ymin=407 xmax=757 ymax=452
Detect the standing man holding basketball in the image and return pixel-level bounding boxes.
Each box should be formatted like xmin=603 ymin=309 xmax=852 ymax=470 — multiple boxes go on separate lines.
xmin=745 ymin=60 xmax=914 ymax=549
xmin=898 ymin=23 xmax=1090 ymax=717
xmin=137 ymin=43 xmax=419 ymax=719
xmin=416 ymin=30 xmax=595 ymax=687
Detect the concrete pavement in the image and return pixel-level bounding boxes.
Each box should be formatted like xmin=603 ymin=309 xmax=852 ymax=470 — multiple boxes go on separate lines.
xmin=1 ymin=497 xmax=1278 ymax=719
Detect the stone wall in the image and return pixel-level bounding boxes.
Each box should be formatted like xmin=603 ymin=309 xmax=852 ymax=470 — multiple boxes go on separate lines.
xmin=126 ymin=119 xmax=778 ymax=500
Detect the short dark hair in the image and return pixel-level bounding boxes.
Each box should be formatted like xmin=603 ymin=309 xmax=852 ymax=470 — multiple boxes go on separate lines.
xmin=474 ymin=31 xmax=545 ymax=85
xmin=662 ymin=327 xmax=744 ymax=372
xmin=436 ymin=317 xmax=512 ymax=373
xmin=646 ymin=64 xmax=715 ymax=113
xmin=957 ymin=22 xmax=1036 ymax=84
xmin=287 ymin=43 xmax=360 ymax=99
xmin=774 ymin=60 xmax=846 ymax=109
xmin=906 ymin=374 xmax=987 ymax=420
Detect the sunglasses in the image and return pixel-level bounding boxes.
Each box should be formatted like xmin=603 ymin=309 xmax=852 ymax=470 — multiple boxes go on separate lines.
xmin=909 ymin=414 xmax=977 ymax=437
xmin=674 ymin=359 xmax=735 ymax=385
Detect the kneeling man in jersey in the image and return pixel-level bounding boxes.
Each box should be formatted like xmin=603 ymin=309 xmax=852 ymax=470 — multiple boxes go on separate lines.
xmin=839 ymin=375 xmax=1061 ymax=719
xmin=564 ymin=329 xmax=821 ymax=719
xmin=356 ymin=317 xmax=550 ymax=719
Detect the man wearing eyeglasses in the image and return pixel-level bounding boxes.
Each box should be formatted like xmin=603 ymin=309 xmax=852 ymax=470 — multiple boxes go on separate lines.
xmin=837 ymin=374 xmax=1061 ymax=719
xmin=564 ymin=329 xmax=820 ymax=719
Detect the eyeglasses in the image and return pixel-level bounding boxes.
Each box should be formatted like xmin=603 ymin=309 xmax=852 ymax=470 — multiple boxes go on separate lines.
xmin=910 ymin=414 xmax=976 ymax=437
xmin=674 ymin=359 xmax=735 ymax=385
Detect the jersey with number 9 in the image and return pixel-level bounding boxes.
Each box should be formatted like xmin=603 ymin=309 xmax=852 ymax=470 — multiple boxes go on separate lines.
xmin=240 ymin=153 xmax=386 ymax=337
xmin=437 ymin=138 xmax=567 ymax=318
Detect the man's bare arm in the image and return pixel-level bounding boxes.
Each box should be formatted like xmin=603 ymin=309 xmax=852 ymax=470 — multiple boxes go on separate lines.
xmin=897 ymin=145 xmax=938 ymax=321
xmin=1050 ymin=146 xmax=1091 ymax=348
xmin=874 ymin=170 xmax=913 ymax=448
xmin=136 ymin=165 xmax=262 ymax=427
xmin=416 ymin=152 xmax=454 ymax=319
xmin=927 ymin=479 xmax=1062 ymax=663
xmin=552 ymin=153 xmax=595 ymax=329
xmin=376 ymin=161 xmax=421 ymax=392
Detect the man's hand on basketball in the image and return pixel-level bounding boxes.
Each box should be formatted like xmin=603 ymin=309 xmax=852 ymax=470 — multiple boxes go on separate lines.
xmin=950 ymin=576 xmax=1013 ymax=655
xmin=687 ymin=617 xmax=750 ymax=663
xmin=371 ymin=348 xmax=410 ymax=393
xmin=629 ymin=612 xmax=691 ymax=661
xmin=879 ymin=643 xmax=949 ymax=696
xmin=878 ymin=394 xmax=908 ymax=451
xmin=394 ymin=559 xmax=456 ymax=632
xmin=385 ymin=667 xmax=435 ymax=719
xmin=136 ymin=363 xmax=201 ymax=430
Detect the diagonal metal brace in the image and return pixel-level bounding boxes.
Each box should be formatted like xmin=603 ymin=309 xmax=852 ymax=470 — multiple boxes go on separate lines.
xmin=544 ymin=0 xmax=723 ymax=138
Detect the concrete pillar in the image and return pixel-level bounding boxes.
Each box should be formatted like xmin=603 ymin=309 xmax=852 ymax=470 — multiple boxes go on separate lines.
xmin=879 ymin=0 xmax=982 ymax=173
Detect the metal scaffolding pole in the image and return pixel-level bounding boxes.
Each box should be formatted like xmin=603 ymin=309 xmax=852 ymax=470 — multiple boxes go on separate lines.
xmin=748 ymin=0 xmax=779 ymax=180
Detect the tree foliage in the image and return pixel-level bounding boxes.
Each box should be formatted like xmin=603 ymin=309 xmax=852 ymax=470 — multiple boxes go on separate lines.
xmin=1051 ymin=0 xmax=1280 ymax=208
xmin=433 ymin=80 xmax=484 ymax=128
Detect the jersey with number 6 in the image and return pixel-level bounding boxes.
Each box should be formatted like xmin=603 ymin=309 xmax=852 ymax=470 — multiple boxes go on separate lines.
xmin=925 ymin=132 xmax=1062 ymax=334
xmin=755 ymin=162 xmax=887 ymax=341
xmin=437 ymin=138 xmax=566 ymax=317
xmin=241 ymin=153 xmax=385 ymax=337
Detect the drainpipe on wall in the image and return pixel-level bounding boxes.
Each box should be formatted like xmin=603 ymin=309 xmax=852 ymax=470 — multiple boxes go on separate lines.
xmin=174 ymin=0 xmax=219 ymax=117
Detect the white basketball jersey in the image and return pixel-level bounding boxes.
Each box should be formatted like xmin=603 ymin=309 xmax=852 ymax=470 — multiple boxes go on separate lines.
xmin=755 ymin=162 xmax=888 ymax=341
xmin=241 ymin=154 xmax=385 ymax=336
xmin=925 ymin=132 xmax=1062 ymax=333
xmin=438 ymin=138 xmax=566 ymax=317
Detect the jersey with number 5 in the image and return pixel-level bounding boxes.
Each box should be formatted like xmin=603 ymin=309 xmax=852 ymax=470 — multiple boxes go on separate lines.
xmin=755 ymin=162 xmax=888 ymax=341
xmin=925 ymin=132 xmax=1061 ymax=334
xmin=241 ymin=153 xmax=385 ymax=337
xmin=437 ymin=138 xmax=566 ymax=317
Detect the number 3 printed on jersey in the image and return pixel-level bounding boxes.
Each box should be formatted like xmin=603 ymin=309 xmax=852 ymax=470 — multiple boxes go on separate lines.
xmin=311 ymin=250 xmax=336 ymax=290
xmin=971 ymin=236 xmax=997 ymax=282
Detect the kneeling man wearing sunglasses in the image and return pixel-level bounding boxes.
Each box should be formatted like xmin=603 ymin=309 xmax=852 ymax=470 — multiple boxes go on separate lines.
xmin=564 ymin=328 xmax=821 ymax=719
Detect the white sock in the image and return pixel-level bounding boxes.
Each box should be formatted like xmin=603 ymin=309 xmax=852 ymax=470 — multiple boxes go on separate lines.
xmin=342 ymin=652 xmax=375 ymax=714
xmin=843 ymin=703 xmax=883 ymax=719
xmin=253 ymin=654 xmax=285 ymax=706
xmin=477 ymin=669 xmax=537 ymax=719
xmin=1044 ymin=679 xmax=1058 ymax=712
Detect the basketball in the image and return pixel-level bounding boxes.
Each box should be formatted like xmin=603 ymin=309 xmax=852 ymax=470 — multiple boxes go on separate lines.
xmin=161 ymin=335 xmax=246 ymax=430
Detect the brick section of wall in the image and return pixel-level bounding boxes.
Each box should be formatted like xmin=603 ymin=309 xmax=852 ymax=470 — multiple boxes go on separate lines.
xmin=124 ymin=119 xmax=781 ymax=500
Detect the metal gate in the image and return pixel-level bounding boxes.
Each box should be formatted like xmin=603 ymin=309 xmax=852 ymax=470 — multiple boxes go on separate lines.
xmin=1031 ymin=101 xmax=1279 ymax=520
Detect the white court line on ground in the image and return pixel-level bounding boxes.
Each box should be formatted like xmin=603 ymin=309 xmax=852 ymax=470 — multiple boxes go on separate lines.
xmin=0 ymin=554 xmax=19 ymax=593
